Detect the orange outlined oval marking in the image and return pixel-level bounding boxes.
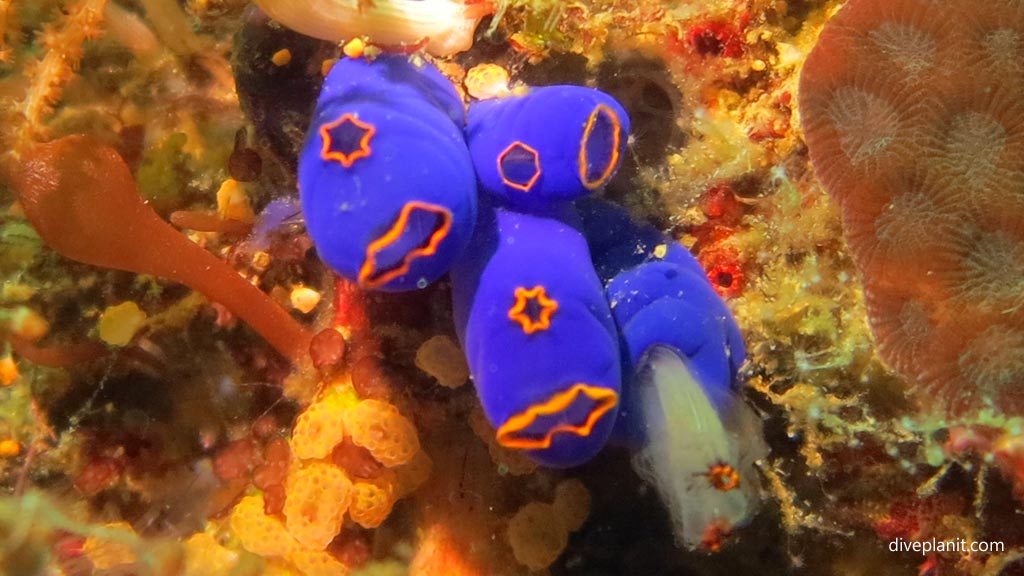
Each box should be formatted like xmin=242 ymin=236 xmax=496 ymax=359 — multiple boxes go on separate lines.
xmin=578 ymin=104 xmax=622 ymax=189
xmin=497 ymin=141 xmax=542 ymax=192
xmin=507 ymin=285 xmax=558 ymax=334
xmin=495 ymin=383 xmax=619 ymax=450
xmin=358 ymin=201 xmax=452 ymax=289
xmin=320 ymin=113 xmax=376 ymax=168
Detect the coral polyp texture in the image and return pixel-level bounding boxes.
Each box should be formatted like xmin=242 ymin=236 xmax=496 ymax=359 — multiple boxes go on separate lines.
xmin=799 ymin=0 xmax=1024 ymax=416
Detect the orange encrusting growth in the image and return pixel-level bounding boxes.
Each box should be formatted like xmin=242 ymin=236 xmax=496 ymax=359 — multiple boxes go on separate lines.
xmin=7 ymin=136 xmax=314 ymax=363
xmin=799 ymin=0 xmax=1024 ymax=415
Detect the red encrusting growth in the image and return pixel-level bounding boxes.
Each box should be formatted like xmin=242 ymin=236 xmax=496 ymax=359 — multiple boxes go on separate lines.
xmin=7 ymin=135 xmax=313 ymax=363
xmin=799 ymin=0 xmax=1024 ymax=415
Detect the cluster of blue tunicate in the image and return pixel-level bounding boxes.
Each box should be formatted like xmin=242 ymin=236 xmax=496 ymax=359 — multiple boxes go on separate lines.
xmin=299 ymin=56 xmax=750 ymax=494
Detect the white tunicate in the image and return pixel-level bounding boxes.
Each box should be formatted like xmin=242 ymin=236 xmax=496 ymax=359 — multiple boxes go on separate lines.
xmin=631 ymin=346 xmax=765 ymax=550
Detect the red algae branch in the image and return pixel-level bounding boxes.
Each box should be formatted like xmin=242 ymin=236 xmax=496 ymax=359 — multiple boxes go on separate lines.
xmin=7 ymin=135 xmax=313 ymax=363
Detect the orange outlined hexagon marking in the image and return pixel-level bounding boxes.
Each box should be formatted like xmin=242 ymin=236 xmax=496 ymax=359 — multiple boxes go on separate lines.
xmin=358 ymin=201 xmax=452 ymax=289
xmin=508 ymin=285 xmax=558 ymax=334
xmin=497 ymin=141 xmax=542 ymax=192
xmin=495 ymin=383 xmax=619 ymax=450
xmin=320 ymin=113 xmax=376 ymax=168
xmin=578 ymin=104 xmax=622 ymax=189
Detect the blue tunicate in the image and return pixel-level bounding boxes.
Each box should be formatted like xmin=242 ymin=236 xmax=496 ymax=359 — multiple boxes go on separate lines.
xmin=577 ymin=199 xmax=762 ymax=549
xmin=299 ymin=55 xmax=477 ymax=291
xmin=451 ymin=204 xmax=622 ymax=468
xmin=467 ymin=86 xmax=631 ymax=210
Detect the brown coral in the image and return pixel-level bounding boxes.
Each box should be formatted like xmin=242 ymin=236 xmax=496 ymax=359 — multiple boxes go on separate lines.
xmin=799 ymin=0 xmax=1024 ymax=415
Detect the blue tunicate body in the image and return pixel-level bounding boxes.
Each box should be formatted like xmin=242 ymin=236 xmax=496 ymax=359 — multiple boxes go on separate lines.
xmin=299 ymin=55 xmax=477 ymax=291
xmin=467 ymin=86 xmax=631 ymax=210
xmin=575 ymin=199 xmax=746 ymax=444
xmin=451 ymin=204 xmax=622 ymax=468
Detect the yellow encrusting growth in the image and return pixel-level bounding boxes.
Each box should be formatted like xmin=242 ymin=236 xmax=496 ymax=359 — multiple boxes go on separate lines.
xmin=230 ymin=493 xmax=300 ymax=558
xmin=283 ymin=461 xmax=353 ymax=550
xmin=291 ymin=400 xmax=348 ymax=460
xmin=286 ymin=549 xmax=352 ymax=576
xmin=98 ymin=301 xmax=148 ymax=346
xmin=183 ymin=532 xmax=239 ymax=576
xmin=342 ymin=398 xmax=420 ymax=467
xmin=349 ymin=472 xmax=398 ymax=528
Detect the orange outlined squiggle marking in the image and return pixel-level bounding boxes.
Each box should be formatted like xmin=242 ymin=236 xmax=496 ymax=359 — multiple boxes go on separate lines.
xmin=495 ymin=383 xmax=619 ymax=450
xmin=359 ymin=201 xmax=452 ymax=289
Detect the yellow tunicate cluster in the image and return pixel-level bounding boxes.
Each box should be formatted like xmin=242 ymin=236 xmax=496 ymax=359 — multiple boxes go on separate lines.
xmin=342 ymin=399 xmax=420 ymax=467
xmin=183 ymin=532 xmax=239 ymax=576
xmin=286 ymin=549 xmax=352 ymax=576
xmin=229 ymin=493 xmax=300 ymax=558
xmin=464 ymin=63 xmax=511 ymax=100
xmin=291 ymin=400 xmax=348 ymax=460
xmin=349 ymin=471 xmax=397 ymax=529
xmin=506 ymin=502 xmax=569 ymax=572
xmin=283 ymin=461 xmax=353 ymax=550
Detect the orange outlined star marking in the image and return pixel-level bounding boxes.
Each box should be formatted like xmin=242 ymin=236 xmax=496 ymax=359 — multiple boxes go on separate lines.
xmin=320 ymin=113 xmax=376 ymax=168
xmin=497 ymin=141 xmax=542 ymax=192
xmin=508 ymin=285 xmax=558 ymax=334
xmin=496 ymin=383 xmax=619 ymax=450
